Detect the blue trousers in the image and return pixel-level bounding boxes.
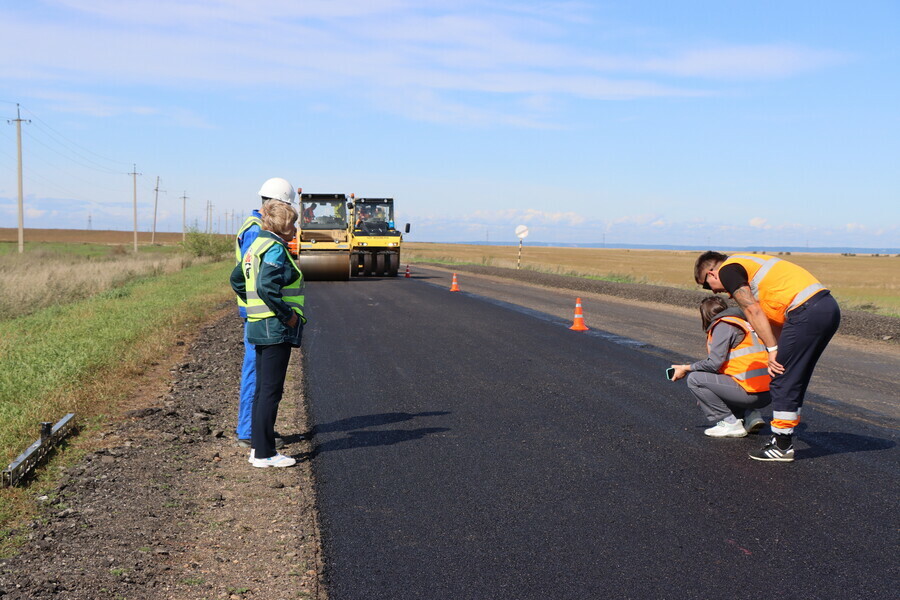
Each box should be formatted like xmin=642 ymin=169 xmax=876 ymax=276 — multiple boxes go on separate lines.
xmin=236 ymin=321 xmax=256 ymax=440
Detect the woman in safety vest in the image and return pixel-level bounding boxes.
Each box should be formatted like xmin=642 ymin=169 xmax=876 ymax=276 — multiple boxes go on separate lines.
xmin=231 ymin=199 xmax=306 ymax=468
xmin=669 ymin=297 xmax=772 ymax=438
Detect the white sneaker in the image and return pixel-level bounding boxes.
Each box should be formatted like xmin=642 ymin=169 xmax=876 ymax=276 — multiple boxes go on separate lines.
xmin=250 ymin=453 xmax=297 ymax=468
xmin=248 ymin=449 xmax=255 ymax=463
xmin=704 ymin=420 xmax=747 ymax=438
xmin=743 ymin=410 xmax=766 ymax=433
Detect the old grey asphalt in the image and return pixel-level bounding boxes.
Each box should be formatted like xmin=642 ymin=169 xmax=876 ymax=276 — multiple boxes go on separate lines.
xmin=301 ymin=274 xmax=898 ymax=600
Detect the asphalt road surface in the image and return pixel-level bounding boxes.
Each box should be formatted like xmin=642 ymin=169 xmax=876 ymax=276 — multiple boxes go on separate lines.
xmin=302 ymin=271 xmax=899 ymax=600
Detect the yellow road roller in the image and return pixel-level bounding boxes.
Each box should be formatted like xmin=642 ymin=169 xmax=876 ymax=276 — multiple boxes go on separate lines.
xmin=295 ymin=193 xmax=352 ymax=280
xmin=349 ymin=197 xmax=410 ymax=277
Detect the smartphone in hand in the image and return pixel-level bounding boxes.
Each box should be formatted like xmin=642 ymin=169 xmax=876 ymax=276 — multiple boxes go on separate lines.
xmin=665 ymin=367 xmax=676 ymax=380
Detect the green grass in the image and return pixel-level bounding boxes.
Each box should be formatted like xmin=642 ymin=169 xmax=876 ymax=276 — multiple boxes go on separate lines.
xmin=0 ymin=259 xmax=234 ymax=463
xmin=0 ymin=259 xmax=234 ymax=554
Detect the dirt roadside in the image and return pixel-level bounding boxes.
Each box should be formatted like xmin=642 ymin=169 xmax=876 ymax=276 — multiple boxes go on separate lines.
xmin=0 ymin=313 xmax=324 ymax=600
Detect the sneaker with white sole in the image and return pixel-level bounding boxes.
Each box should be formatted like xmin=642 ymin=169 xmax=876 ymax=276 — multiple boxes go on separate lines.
xmin=743 ymin=410 xmax=766 ymax=433
xmin=250 ymin=453 xmax=296 ymax=468
xmin=749 ymin=436 xmax=794 ymax=462
xmin=248 ymin=449 xmax=255 ymax=463
xmin=704 ymin=419 xmax=747 ymax=438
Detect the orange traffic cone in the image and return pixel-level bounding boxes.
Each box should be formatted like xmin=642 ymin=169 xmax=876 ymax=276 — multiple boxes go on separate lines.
xmin=449 ymin=273 xmax=461 ymax=292
xmin=569 ymin=297 xmax=589 ymax=331
xmin=405 ymin=264 xmax=411 ymax=278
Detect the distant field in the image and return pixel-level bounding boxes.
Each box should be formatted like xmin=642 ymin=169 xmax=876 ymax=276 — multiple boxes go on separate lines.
xmin=405 ymin=243 xmax=900 ymax=317
xmin=0 ymin=227 xmax=225 ymax=246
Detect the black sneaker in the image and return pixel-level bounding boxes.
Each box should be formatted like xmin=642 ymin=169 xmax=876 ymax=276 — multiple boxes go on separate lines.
xmin=749 ymin=436 xmax=795 ymax=462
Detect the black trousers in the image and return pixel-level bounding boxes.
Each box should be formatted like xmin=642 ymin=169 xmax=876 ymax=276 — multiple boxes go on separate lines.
xmin=251 ymin=342 xmax=292 ymax=459
xmin=770 ymin=291 xmax=841 ymax=434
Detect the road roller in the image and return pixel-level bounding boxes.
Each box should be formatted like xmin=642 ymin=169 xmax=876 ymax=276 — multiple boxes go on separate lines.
xmin=294 ymin=193 xmax=352 ymax=280
xmin=349 ymin=197 xmax=410 ymax=276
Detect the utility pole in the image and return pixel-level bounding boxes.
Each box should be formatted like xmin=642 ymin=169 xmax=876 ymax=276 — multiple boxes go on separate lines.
xmin=180 ymin=191 xmax=189 ymax=242
xmin=7 ymin=104 xmax=30 ymax=254
xmin=151 ymin=176 xmax=166 ymax=244
xmin=129 ymin=164 xmax=142 ymax=252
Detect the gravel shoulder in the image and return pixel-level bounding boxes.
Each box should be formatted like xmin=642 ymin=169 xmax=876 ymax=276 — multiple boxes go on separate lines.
xmin=0 ymin=311 xmax=324 ymax=600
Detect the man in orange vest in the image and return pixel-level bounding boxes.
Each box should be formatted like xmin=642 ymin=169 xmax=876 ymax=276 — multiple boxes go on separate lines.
xmin=694 ymin=251 xmax=841 ymax=462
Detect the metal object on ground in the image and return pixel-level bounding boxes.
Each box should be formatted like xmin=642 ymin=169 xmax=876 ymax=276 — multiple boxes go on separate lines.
xmin=2 ymin=413 xmax=76 ymax=487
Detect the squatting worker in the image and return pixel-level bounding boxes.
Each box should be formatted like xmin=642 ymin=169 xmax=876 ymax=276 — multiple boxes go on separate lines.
xmin=694 ymin=251 xmax=841 ymax=462
xmin=669 ymin=297 xmax=771 ymax=438
xmin=231 ymin=199 xmax=306 ymax=468
xmin=233 ymin=178 xmax=296 ymax=452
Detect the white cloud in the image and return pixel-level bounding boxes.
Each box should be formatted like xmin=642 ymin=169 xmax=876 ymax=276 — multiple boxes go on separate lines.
xmin=845 ymin=223 xmax=866 ymax=232
xmin=749 ymin=217 xmax=768 ymax=229
xmin=0 ymin=1 xmax=845 ymax=128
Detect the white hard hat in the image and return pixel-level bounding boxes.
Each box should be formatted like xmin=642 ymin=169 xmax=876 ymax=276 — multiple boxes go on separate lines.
xmin=258 ymin=177 xmax=295 ymax=204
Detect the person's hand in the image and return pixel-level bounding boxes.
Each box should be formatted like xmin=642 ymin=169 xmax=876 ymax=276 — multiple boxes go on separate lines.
xmin=767 ymin=351 xmax=785 ymax=377
xmin=671 ymin=365 xmax=690 ymax=381
xmin=286 ymin=313 xmax=299 ymax=328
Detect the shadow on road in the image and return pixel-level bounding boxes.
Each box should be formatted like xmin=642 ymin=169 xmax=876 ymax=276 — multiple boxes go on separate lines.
xmin=300 ymin=427 xmax=450 ymax=459
xmin=798 ymin=430 xmax=896 ymax=459
xmin=305 ymin=411 xmax=450 ymax=435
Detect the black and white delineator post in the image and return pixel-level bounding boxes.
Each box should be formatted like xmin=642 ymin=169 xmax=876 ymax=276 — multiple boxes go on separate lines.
xmin=515 ymin=225 xmax=529 ymax=270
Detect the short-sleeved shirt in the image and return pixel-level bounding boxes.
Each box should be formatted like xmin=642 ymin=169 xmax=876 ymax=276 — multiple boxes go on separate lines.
xmin=718 ymin=263 xmax=750 ymax=296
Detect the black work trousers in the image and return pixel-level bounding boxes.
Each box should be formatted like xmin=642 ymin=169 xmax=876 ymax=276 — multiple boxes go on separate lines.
xmin=251 ymin=342 xmax=292 ymax=459
xmin=770 ymin=291 xmax=841 ymax=434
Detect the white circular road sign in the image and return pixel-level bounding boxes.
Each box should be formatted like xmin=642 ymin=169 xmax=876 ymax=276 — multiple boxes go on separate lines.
xmin=515 ymin=225 xmax=529 ymax=239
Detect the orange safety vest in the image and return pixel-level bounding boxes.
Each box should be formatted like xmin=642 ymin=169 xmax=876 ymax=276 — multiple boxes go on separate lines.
xmin=708 ymin=315 xmax=771 ymax=393
xmin=721 ymin=254 xmax=826 ymax=325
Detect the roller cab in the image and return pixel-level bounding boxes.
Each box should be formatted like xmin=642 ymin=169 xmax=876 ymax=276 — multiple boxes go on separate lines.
xmin=296 ymin=193 xmax=352 ymax=281
xmin=349 ymin=198 xmax=410 ymax=277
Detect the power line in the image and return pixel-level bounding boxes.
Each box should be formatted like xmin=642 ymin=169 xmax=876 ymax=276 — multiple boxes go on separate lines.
xmin=20 ymin=105 xmax=130 ymax=168
xmin=23 ymin=128 xmax=123 ymax=175
xmin=16 ymin=134 xmax=126 ymax=194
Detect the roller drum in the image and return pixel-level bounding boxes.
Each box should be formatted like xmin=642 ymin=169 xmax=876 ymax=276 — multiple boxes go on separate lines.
xmin=298 ymin=252 xmax=351 ymax=281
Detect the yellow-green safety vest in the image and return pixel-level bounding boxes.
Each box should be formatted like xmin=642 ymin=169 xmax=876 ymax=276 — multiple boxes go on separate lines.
xmin=234 ymin=215 xmax=263 ymax=310
xmin=242 ymin=237 xmax=305 ymax=322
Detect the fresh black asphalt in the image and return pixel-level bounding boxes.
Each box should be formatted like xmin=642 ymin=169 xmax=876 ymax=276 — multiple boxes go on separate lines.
xmin=301 ymin=275 xmax=899 ymax=599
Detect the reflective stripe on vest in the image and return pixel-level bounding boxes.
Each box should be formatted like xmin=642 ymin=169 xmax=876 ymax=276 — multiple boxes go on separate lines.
xmin=707 ymin=315 xmax=771 ymax=393
xmin=722 ymin=254 xmax=825 ymax=325
xmin=243 ymin=237 xmax=305 ymax=322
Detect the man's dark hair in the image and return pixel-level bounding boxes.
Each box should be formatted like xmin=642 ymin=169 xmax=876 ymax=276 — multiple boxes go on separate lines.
xmin=699 ymin=296 xmax=729 ymax=331
xmin=694 ymin=250 xmax=728 ymax=285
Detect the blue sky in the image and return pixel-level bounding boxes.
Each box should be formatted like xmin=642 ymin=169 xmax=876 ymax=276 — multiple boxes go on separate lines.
xmin=0 ymin=0 xmax=898 ymax=248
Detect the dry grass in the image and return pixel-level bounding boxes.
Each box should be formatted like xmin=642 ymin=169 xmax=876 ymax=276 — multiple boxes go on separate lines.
xmin=405 ymin=243 xmax=900 ymax=316
xmin=0 ymin=227 xmax=192 ymax=245
xmin=0 ymin=246 xmax=206 ymax=320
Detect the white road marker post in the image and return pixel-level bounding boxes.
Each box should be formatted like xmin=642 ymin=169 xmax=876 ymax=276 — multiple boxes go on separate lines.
xmin=515 ymin=225 xmax=529 ymax=270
